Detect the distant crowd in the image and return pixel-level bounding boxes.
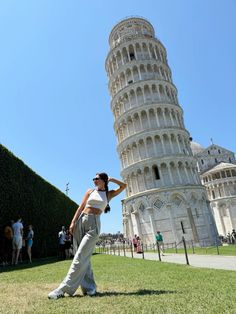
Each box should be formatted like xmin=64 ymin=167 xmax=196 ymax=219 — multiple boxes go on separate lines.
xmin=0 ymin=217 xmax=34 ymax=266
xmin=1 ymin=223 xmax=235 ymax=267
xmin=98 ymin=229 xmax=236 ymax=250
xmin=220 ymin=229 xmax=236 ymax=244
xmin=98 ymin=231 xmax=165 ymax=255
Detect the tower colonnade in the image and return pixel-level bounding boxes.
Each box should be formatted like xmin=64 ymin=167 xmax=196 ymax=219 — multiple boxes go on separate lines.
xmin=122 ymin=158 xmax=201 ymax=196
xmin=114 ymin=103 xmax=183 ymax=128
xmin=108 ymin=62 xmax=173 ymax=97
xmin=108 ymin=60 xmax=172 ymax=87
xmin=117 ymin=125 xmax=192 ymax=158
xmin=112 ymin=83 xmax=180 ymax=123
xmin=105 ymin=37 xmax=168 ymax=77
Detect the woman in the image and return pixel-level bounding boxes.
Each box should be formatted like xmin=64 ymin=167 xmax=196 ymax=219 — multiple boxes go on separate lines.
xmin=48 ymin=173 xmax=126 ymax=299
xmin=64 ymin=230 xmax=72 ymax=259
xmin=27 ymin=225 xmax=34 ymax=263
xmin=136 ymin=236 xmax=143 ymax=254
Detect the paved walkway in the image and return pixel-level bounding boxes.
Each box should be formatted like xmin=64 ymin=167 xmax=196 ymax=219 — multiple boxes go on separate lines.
xmin=105 ymin=251 xmax=236 ymax=271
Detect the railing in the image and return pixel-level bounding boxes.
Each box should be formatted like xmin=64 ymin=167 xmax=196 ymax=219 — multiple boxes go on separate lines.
xmin=96 ymin=236 xmax=190 ymax=264
xmin=96 ymin=237 xmax=235 ymax=266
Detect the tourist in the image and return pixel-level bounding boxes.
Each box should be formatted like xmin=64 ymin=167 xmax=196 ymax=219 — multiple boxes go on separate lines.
xmin=27 ymin=225 xmax=34 ymax=263
xmin=3 ymin=222 xmax=13 ymax=265
xmin=12 ymin=217 xmax=23 ymax=265
xmin=227 ymin=232 xmax=231 ymax=244
xmin=48 ymin=173 xmax=126 ymax=299
xmin=132 ymin=234 xmax=138 ymax=252
xmin=156 ymin=231 xmax=164 ymax=256
xmin=64 ymin=230 xmax=72 ymax=259
xmin=136 ymin=236 xmax=143 ymax=254
xmin=231 ymin=229 xmax=236 ymax=244
xmin=58 ymin=226 xmax=66 ymax=260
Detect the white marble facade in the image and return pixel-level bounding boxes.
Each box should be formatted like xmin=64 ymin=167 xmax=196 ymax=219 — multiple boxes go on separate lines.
xmin=191 ymin=142 xmax=236 ymax=236
xmin=106 ymin=17 xmax=218 ymax=245
xmin=122 ymin=187 xmax=217 ymax=245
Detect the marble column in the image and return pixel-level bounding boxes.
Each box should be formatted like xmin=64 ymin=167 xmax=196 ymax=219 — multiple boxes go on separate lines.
xmin=147 ymin=207 xmax=156 ymax=240
xmin=132 ymin=211 xmax=142 ymax=238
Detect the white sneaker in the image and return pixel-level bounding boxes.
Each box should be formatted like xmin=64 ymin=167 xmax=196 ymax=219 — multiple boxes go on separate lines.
xmin=87 ymin=288 xmax=97 ymax=296
xmin=81 ymin=287 xmax=96 ymax=296
xmin=48 ymin=288 xmax=64 ymax=300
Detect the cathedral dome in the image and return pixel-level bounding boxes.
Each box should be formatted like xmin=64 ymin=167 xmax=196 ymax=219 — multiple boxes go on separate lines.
xmin=190 ymin=141 xmax=204 ymax=155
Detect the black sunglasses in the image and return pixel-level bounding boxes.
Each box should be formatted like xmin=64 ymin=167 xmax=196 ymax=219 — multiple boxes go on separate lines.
xmin=93 ymin=177 xmax=100 ymax=181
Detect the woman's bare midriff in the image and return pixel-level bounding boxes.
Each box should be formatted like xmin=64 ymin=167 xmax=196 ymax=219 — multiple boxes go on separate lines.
xmin=83 ymin=207 xmax=102 ymax=215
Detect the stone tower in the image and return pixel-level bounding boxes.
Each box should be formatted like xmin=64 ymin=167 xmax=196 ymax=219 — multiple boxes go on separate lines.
xmin=105 ymin=17 xmax=218 ymax=245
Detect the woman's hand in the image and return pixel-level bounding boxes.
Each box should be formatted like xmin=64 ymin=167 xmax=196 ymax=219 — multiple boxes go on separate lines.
xmin=69 ymin=221 xmax=75 ymax=235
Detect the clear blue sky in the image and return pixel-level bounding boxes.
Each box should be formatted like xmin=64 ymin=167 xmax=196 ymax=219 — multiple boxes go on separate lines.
xmin=0 ymin=0 xmax=235 ymax=233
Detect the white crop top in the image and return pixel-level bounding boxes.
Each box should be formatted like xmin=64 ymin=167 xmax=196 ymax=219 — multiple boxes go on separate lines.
xmin=85 ymin=189 xmax=108 ymax=212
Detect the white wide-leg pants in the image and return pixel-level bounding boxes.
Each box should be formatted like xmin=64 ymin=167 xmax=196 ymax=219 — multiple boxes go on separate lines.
xmin=58 ymin=213 xmax=100 ymax=295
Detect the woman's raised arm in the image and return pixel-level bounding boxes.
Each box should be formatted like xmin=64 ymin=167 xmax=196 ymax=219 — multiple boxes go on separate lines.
xmin=108 ymin=177 xmax=127 ymax=201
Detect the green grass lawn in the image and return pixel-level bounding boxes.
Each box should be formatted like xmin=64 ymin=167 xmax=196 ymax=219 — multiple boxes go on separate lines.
xmin=1 ymin=254 xmax=236 ymax=314
xmin=163 ymin=244 xmax=236 ymax=256
xmin=159 ymin=245 xmax=236 ymax=256
xmin=98 ymin=244 xmax=236 ymax=256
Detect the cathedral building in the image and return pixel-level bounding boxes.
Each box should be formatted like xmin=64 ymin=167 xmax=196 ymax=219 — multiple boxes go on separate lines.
xmin=191 ymin=141 xmax=236 ymax=236
xmin=105 ymin=17 xmax=218 ymax=245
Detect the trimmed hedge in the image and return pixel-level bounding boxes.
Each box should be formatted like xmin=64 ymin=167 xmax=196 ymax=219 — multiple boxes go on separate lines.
xmin=0 ymin=144 xmax=78 ymax=257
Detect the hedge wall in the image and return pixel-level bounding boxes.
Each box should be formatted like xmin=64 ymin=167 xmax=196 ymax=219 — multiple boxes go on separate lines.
xmin=0 ymin=144 xmax=78 ymax=257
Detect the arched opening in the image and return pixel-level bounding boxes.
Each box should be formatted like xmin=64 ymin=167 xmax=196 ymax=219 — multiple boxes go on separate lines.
xmin=133 ymin=113 xmax=141 ymax=132
xmin=149 ymin=109 xmax=157 ymax=128
xmin=152 ymin=84 xmax=158 ymax=101
xmin=135 ymin=43 xmax=142 ymax=60
xmin=140 ymin=64 xmax=146 ymax=80
xmin=152 ymin=165 xmax=160 ymax=180
xmin=147 ymin=64 xmax=153 ymax=79
xmin=154 ymin=135 xmax=163 ymax=155
xmin=146 ymin=137 xmax=155 ymax=157
xmin=159 ymin=84 xmax=165 ymax=100
xmin=144 ymin=85 xmax=152 ymax=101
xmin=138 ymin=139 xmax=146 ymax=159
xmin=137 ymin=87 xmax=144 ymax=104
xmin=129 ymin=90 xmax=136 ymax=107
xmin=142 ymin=42 xmax=149 ymax=59
xmin=149 ymin=43 xmax=156 ymax=59
xmin=141 ymin=110 xmax=149 ymax=129
xmin=126 ymin=68 xmax=133 ymax=84
xmin=122 ymin=47 xmax=129 ymax=63
xmin=128 ymin=45 xmax=135 ymax=61
xmin=144 ymin=166 xmax=154 ymax=189
xmin=132 ymin=143 xmax=139 ymax=162
xmin=117 ymin=51 xmax=122 ymax=67
xmin=133 ymin=66 xmax=139 ymax=82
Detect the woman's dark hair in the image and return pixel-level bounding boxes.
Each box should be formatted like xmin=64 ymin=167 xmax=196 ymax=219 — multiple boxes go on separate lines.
xmin=97 ymin=172 xmax=111 ymax=213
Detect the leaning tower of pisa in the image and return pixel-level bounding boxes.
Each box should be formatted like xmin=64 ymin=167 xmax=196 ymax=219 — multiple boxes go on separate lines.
xmin=105 ymin=17 xmax=218 ymax=245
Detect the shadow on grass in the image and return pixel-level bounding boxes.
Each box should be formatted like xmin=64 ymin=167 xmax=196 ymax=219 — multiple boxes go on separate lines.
xmin=0 ymin=256 xmax=62 ymax=273
xmin=0 ymin=252 xmax=101 ymax=273
xmin=73 ymin=289 xmax=177 ymax=298
xmin=0 ymin=252 xmax=99 ymax=273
